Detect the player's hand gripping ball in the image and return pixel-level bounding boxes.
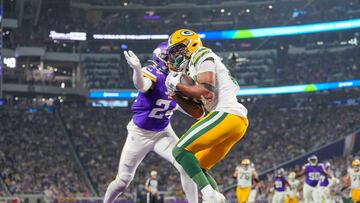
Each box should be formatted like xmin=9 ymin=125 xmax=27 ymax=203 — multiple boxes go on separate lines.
xmin=167 ymin=73 xmax=205 ymax=119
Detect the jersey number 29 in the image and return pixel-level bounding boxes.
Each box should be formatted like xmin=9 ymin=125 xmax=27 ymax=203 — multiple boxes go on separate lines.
xmin=149 ymin=99 xmax=173 ymax=119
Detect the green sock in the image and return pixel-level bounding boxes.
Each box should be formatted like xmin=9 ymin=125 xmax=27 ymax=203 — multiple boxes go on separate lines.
xmin=173 ymin=147 xmax=209 ymax=189
xmin=192 ymin=172 xmax=210 ymax=190
xmin=204 ymin=171 xmax=219 ymax=191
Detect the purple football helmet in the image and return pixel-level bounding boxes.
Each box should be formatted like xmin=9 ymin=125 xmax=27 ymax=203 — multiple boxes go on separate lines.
xmin=152 ymin=42 xmax=168 ymax=74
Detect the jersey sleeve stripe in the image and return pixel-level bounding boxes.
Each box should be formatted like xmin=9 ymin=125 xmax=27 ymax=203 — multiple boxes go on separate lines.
xmin=190 ymin=47 xmax=207 ymax=64
xmin=192 ymin=49 xmax=211 ymax=67
xmin=142 ymin=73 xmax=157 ymax=82
xmin=142 ymin=69 xmax=157 ymax=82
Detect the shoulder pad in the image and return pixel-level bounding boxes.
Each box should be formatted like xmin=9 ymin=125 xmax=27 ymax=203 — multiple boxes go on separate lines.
xmin=142 ymin=65 xmax=158 ymax=82
xmin=190 ymin=47 xmax=213 ymax=68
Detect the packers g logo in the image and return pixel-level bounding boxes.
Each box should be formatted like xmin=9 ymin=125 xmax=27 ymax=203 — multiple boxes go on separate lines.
xmin=181 ymin=30 xmax=194 ymax=36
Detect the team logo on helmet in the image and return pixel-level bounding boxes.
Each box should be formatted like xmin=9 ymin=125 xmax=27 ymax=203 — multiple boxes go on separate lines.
xmin=181 ymin=30 xmax=194 ymax=36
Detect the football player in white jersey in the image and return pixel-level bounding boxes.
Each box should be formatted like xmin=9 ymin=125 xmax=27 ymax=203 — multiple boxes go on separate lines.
xmin=232 ymin=159 xmax=258 ymax=203
xmin=286 ymin=172 xmax=300 ymax=203
xmin=317 ymin=162 xmax=340 ymax=203
xmin=165 ymin=29 xmax=249 ymax=203
xmin=342 ymin=159 xmax=360 ymax=203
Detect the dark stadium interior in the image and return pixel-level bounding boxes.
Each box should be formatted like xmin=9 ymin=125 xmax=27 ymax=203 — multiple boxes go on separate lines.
xmin=1 ymin=0 xmax=360 ymax=203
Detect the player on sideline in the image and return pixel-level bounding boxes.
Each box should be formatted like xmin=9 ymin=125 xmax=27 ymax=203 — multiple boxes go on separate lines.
xmin=296 ymin=155 xmax=331 ymax=203
xmin=286 ymin=172 xmax=300 ymax=203
xmin=165 ymin=29 xmax=248 ymax=203
xmin=232 ymin=159 xmax=258 ymax=203
xmin=272 ymin=168 xmax=288 ymax=203
xmin=103 ymin=42 xmax=198 ymax=203
xmin=342 ymin=159 xmax=360 ymax=203
xmin=145 ymin=171 xmax=159 ymax=203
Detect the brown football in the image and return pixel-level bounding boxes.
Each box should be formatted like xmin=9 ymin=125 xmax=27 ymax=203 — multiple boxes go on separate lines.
xmin=173 ymin=74 xmax=205 ymax=119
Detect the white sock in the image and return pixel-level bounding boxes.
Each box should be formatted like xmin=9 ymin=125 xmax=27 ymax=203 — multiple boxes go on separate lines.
xmin=201 ymin=185 xmax=215 ymax=197
xmin=178 ymin=168 xmax=199 ymax=203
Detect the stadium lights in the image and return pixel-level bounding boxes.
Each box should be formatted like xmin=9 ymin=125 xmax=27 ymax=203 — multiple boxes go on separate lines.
xmin=49 ymin=18 xmax=360 ymax=41
xmin=93 ymin=34 xmax=169 ymax=40
xmin=3 ymin=57 xmax=16 ymax=68
xmin=88 ymin=79 xmax=360 ymax=99
xmin=49 ymin=30 xmax=87 ymax=41
xmin=199 ymin=18 xmax=360 ymax=40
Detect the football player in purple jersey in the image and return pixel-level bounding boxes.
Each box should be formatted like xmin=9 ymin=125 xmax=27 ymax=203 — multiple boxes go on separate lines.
xmin=103 ymin=42 xmax=198 ymax=203
xmin=272 ymin=168 xmax=289 ymax=203
xmin=296 ymin=155 xmax=331 ymax=203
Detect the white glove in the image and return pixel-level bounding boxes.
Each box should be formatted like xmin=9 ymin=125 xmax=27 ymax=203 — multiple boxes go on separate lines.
xmin=124 ymin=50 xmax=141 ymax=71
xmin=165 ymin=72 xmax=181 ymax=95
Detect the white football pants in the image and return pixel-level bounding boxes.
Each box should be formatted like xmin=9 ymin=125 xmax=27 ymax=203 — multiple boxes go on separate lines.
xmin=103 ymin=120 xmax=198 ymax=203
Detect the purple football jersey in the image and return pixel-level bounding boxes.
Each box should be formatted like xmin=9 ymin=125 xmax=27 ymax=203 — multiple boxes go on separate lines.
xmin=319 ymin=174 xmax=329 ymax=187
xmin=131 ymin=65 xmax=176 ymax=132
xmin=274 ymin=176 xmax=286 ymax=192
xmin=304 ymin=163 xmax=324 ymax=187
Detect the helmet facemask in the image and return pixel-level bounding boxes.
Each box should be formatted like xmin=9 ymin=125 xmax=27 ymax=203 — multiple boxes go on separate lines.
xmin=167 ymin=43 xmax=189 ymax=72
xmin=308 ymin=156 xmax=318 ymax=166
xmin=276 ymin=168 xmax=284 ymax=177
xmin=241 ymin=163 xmax=249 ymax=170
xmin=353 ymin=160 xmax=360 ymax=171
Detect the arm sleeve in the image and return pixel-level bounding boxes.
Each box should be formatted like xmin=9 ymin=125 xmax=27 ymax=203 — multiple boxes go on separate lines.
xmin=132 ymin=67 xmax=153 ymax=92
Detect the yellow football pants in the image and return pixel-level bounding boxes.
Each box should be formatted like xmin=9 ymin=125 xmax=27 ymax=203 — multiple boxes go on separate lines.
xmin=285 ymin=195 xmax=298 ymax=203
xmin=352 ymin=188 xmax=360 ymax=202
xmin=236 ymin=186 xmax=251 ymax=203
xmin=176 ymin=111 xmax=248 ymax=170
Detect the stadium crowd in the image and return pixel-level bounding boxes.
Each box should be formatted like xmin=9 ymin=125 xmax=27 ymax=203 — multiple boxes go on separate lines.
xmin=0 ymin=106 xmax=89 ymax=196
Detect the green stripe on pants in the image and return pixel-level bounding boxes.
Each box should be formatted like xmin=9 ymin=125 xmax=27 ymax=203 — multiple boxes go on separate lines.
xmin=177 ymin=112 xmax=227 ymax=148
xmin=177 ymin=111 xmax=219 ymax=145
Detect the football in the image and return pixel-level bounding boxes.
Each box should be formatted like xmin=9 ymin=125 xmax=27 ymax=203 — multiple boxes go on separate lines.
xmin=175 ymin=74 xmax=195 ymax=98
xmin=173 ymin=74 xmax=205 ymax=119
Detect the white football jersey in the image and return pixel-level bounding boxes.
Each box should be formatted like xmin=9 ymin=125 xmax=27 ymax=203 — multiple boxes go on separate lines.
xmin=236 ymin=166 xmax=253 ymax=187
xmin=188 ymin=47 xmax=248 ymax=118
xmin=287 ymin=179 xmax=300 ymax=197
xmin=349 ymin=168 xmax=360 ymax=189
